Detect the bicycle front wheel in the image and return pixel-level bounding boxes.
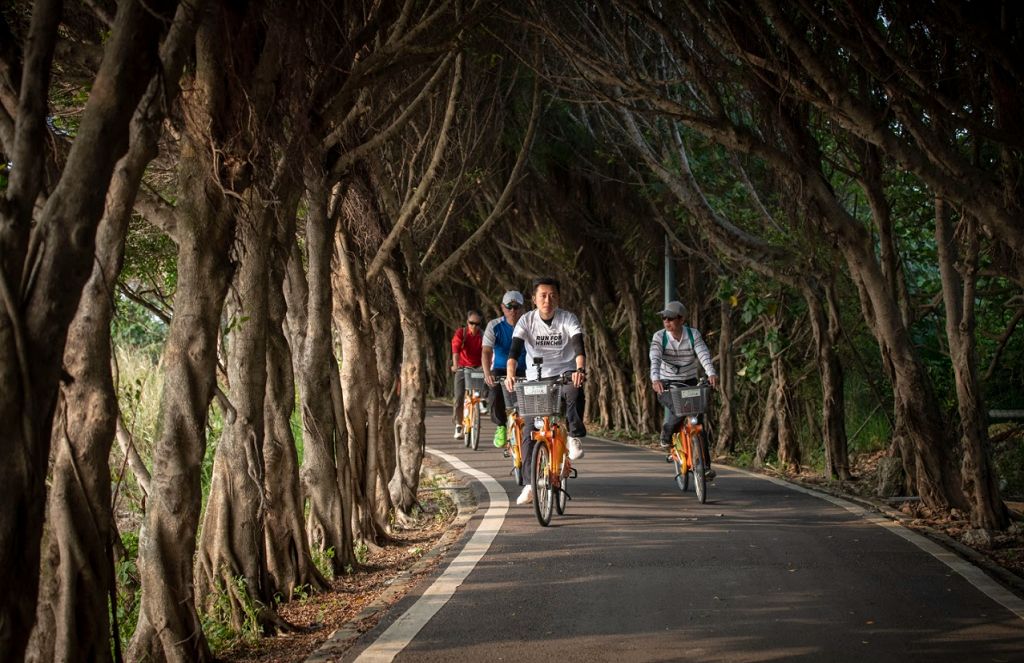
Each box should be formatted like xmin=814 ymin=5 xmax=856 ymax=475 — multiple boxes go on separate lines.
xmin=691 ymin=434 xmax=707 ymax=504
xmin=462 ymin=398 xmax=472 ymax=447
xmin=510 ymin=423 xmax=523 ymax=486
xmin=469 ymin=404 xmax=480 ymax=450
xmin=532 ymin=441 xmax=554 ymax=526
xmin=672 ymin=433 xmax=688 ymax=492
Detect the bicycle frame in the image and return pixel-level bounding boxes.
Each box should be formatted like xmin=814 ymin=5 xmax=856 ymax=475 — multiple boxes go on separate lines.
xmin=506 ymin=406 xmax=525 ymax=483
xmin=669 ymin=414 xmax=709 ymax=502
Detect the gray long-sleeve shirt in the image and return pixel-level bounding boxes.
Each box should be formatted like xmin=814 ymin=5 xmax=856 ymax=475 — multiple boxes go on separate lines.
xmin=649 ymin=327 xmax=717 ymax=383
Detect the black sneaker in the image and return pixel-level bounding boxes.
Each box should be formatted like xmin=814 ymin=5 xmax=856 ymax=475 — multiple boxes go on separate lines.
xmin=705 ymin=468 xmax=717 ymax=481
xmin=658 ymin=440 xmax=670 ymax=449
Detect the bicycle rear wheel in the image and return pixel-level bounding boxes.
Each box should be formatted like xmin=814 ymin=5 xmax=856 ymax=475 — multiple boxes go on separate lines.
xmin=469 ymin=405 xmax=480 ymax=450
xmin=691 ymin=434 xmax=707 ymax=504
xmin=532 ymin=442 xmax=554 ymax=526
xmin=555 ymin=457 xmax=569 ymax=515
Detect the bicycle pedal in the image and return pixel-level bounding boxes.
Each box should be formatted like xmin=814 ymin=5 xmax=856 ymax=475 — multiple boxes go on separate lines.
xmin=665 ymin=455 xmax=673 ymax=463
xmin=502 ymin=449 xmax=510 ymax=458
xmin=569 ymin=468 xmax=578 ymax=479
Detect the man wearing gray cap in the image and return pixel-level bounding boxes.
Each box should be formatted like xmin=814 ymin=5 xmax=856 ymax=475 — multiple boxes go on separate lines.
xmin=650 ymin=300 xmax=718 ymax=478
xmin=481 ymin=290 xmax=527 ymax=449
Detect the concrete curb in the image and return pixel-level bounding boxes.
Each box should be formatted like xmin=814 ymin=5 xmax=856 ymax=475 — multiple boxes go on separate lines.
xmin=305 ymin=458 xmax=478 ymax=662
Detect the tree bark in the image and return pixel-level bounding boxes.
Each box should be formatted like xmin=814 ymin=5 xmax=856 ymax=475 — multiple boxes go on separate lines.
xmin=935 ymin=200 xmax=1008 ymax=529
xmin=264 ymin=192 xmax=330 ymax=597
xmin=715 ymin=296 xmax=738 ymax=454
xmin=195 ymin=187 xmax=275 ymax=628
xmin=288 ymin=177 xmax=355 ymax=571
xmin=804 ymin=280 xmax=850 ymax=479
xmin=127 ymin=137 xmax=233 ymax=663
xmin=384 ymin=238 xmax=429 ymax=518
xmin=0 ymin=1 xmax=178 ymax=659
xmin=333 ymin=179 xmax=391 ymax=545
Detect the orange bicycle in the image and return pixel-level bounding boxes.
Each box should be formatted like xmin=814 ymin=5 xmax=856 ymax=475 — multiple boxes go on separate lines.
xmin=502 ymin=386 xmax=527 ymax=486
xmin=515 ymin=362 xmax=578 ymax=526
xmin=461 ymin=368 xmax=487 ymax=450
xmin=664 ymin=381 xmax=712 ymax=504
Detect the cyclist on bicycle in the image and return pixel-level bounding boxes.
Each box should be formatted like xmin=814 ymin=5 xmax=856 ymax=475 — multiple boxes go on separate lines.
xmin=650 ymin=300 xmax=718 ymax=478
xmin=451 ymin=309 xmax=484 ymax=438
xmin=504 ymin=277 xmax=586 ymax=505
xmin=481 ymin=291 xmax=527 ymax=448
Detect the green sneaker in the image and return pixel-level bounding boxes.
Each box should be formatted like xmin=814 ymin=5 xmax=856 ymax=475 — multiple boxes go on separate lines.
xmin=493 ymin=425 xmax=507 ymax=448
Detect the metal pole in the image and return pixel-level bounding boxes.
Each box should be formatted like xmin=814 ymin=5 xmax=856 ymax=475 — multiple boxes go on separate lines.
xmin=664 ymin=233 xmax=676 ymax=306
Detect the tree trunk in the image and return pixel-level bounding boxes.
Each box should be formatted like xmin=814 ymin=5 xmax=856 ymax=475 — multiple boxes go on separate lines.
xmin=288 ymin=178 xmax=355 ymax=572
xmin=774 ymin=345 xmax=800 ymax=472
xmin=264 ymin=198 xmax=330 ymax=596
xmin=715 ymin=296 xmax=738 ymax=454
xmin=935 ymin=200 xmax=1008 ymax=529
xmin=195 ymin=189 xmax=275 ymax=628
xmin=333 ymin=182 xmax=390 ymax=545
xmin=0 ymin=3 xmax=177 ymax=658
xmin=384 ymin=250 xmax=429 ymax=518
xmin=128 ymin=137 xmax=234 ymax=663
xmin=804 ymin=280 xmax=850 ymax=479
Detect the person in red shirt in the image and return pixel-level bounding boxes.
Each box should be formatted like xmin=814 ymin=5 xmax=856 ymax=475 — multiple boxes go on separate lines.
xmin=451 ymin=309 xmax=484 ymax=436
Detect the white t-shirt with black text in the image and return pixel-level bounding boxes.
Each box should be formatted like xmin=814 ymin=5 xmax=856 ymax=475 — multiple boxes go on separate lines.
xmin=512 ymin=308 xmax=583 ymax=379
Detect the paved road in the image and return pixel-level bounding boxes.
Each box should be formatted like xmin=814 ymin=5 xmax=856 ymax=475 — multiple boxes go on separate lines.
xmin=341 ymin=405 xmax=1024 ymax=662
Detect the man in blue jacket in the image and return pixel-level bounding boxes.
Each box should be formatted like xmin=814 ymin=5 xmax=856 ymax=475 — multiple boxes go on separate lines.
xmin=481 ymin=290 xmax=527 ymax=448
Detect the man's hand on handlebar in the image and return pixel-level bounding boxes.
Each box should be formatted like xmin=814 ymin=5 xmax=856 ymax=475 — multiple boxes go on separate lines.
xmin=572 ymin=368 xmax=586 ymax=388
xmin=652 ymin=380 xmax=664 ymax=394
xmin=708 ymin=375 xmax=718 ymax=390
xmin=483 ymin=370 xmax=495 ymax=387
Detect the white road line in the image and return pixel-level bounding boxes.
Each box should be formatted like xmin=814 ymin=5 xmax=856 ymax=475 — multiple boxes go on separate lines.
xmin=727 ymin=465 xmax=1024 ymax=621
xmin=354 ymin=447 xmax=509 ymax=662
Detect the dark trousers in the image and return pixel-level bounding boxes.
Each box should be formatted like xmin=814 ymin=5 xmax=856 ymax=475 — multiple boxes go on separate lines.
xmin=522 ymin=384 xmax=586 ymax=485
xmin=486 ymin=369 xmax=519 ymax=427
xmin=452 ymin=369 xmax=466 ymax=425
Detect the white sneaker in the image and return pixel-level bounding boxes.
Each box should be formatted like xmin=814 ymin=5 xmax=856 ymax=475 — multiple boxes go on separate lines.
xmin=568 ymin=436 xmax=584 ymax=460
xmin=516 ymin=484 xmax=534 ymax=505
xmin=453 ymin=425 xmax=463 ymax=439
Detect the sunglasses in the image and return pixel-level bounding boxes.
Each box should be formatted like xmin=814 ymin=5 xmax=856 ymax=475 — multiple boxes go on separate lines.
xmin=467 ymin=320 xmax=481 ymax=326
xmin=662 ymin=316 xmax=680 ymax=321
xmin=503 ymin=303 xmax=522 ymax=309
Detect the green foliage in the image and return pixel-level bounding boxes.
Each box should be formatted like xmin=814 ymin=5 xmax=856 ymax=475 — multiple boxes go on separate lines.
xmin=993 ymin=435 xmax=1024 ymax=497
xmin=354 ymin=541 xmax=370 ymax=566
xmin=201 ymin=575 xmax=264 ymax=654
xmin=311 ymin=546 xmax=336 ymax=581
xmin=111 ymin=532 xmax=141 ymax=657
xmin=111 ymin=295 xmax=168 ymax=350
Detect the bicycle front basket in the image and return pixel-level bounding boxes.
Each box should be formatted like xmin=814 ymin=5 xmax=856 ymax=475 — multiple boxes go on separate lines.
xmin=514 ymin=380 xmax=562 ymax=417
xmin=667 ymin=386 xmax=710 ymax=417
xmin=465 ymin=368 xmax=487 ymax=394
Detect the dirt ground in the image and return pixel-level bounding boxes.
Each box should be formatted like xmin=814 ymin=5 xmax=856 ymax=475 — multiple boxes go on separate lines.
xmin=221 ymin=472 xmax=462 ymax=663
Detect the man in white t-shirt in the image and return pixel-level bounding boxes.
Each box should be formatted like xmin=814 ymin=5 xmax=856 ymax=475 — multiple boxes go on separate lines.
xmin=504 ymin=277 xmax=586 ymax=505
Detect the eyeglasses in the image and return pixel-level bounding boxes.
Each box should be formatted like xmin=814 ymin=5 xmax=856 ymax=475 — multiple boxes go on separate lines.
xmin=467 ymin=320 xmax=481 ymax=326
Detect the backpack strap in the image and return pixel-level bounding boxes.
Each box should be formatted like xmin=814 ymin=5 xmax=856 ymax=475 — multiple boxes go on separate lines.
xmin=661 ymin=329 xmax=668 ymax=349
xmin=685 ymin=325 xmax=695 ymax=349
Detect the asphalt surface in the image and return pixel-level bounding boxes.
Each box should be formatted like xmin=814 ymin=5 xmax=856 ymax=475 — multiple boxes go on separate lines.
xmin=340 ymin=405 xmax=1024 ymax=662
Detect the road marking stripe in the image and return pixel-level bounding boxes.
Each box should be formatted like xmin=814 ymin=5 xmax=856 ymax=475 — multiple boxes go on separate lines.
xmin=727 ymin=465 xmax=1024 ymax=621
xmin=354 ymin=447 xmax=509 ymax=661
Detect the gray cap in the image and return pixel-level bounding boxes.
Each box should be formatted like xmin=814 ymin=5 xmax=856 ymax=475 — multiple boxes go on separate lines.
xmin=658 ymin=300 xmax=688 ymax=319
xmin=502 ymin=290 xmax=524 ymax=307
